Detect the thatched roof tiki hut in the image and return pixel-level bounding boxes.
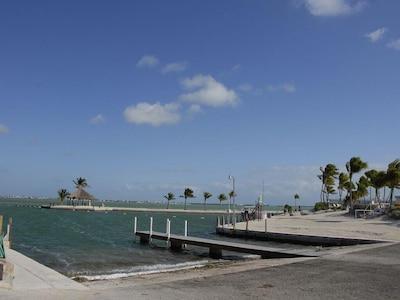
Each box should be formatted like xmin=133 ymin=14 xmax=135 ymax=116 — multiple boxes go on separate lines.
xmin=69 ymin=177 xmax=95 ymax=206
xmin=69 ymin=189 xmax=95 ymax=207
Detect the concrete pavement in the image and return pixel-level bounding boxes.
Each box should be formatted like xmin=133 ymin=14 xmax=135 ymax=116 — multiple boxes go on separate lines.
xmin=2 ymin=248 xmax=88 ymax=291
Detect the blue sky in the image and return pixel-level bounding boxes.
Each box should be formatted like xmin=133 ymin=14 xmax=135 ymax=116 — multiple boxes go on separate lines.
xmin=1 ymin=0 xmax=399 ymax=206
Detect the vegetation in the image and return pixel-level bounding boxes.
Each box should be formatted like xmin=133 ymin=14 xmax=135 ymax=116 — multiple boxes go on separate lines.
xmin=294 ymin=194 xmax=300 ymax=211
xmin=346 ymin=157 xmax=368 ymax=209
xmin=181 ymin=188 xmax=194 ymax=210
xmin=73 ymin=177 xmax=89 ymax=190
xmin=314 ymin=202 xmax=328 ymax=211
xmin=57 ymin=189 xmax=70 ymax=204
xmin=163 ymin=192 xmax=175 ymax=209
xmin=57 ymin=177 xmax=91 ymax=206
xmin=337 ymin=172 xmax=350 ymax=204
xmin=317 ymin=157 xmax=400 ymax=211
xmin=229 ymin=190 xmax=236 ymax=200
xmin=388 ymin=201 xmax=400 ymax=219
xmin=217 ymin=193 xmax=227 ymax=206
xmin=318 ymin=164 xmax=339 ymax=205
xmin=284 ymin=204 xmax=293 ymax=214
xmin=386 ymin=159 xmax=400 ymax=207
xmin=203 ymin=192 xmax=212 ymax=210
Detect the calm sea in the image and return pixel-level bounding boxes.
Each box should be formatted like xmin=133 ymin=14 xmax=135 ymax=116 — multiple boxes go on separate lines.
xmin=0 ymin=197 xmax=311 ymax=280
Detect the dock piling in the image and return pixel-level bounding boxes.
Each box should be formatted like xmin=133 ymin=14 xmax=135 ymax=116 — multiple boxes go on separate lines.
xmin=149 ymin=217 xmax=153 ymax=244
xmin=265 ymin=218 xmax=268 ymax=235
xmin=133 ymin=217 xmax=137 ymax=243
xmin=166 ymin=218 xmax=171 ymax=248
xmin=183 ymin=220 xmax=188 ymax=249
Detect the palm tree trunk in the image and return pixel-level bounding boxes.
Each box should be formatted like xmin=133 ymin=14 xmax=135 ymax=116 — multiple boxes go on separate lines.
xmin=389 ymin=187 xmax=394 ymax=208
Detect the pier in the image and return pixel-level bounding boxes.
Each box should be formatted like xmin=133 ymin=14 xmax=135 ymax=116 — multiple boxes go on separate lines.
xmin=133 ymin=216 xmax=316 ymax=259
xmin=135 ymin=231 xmax=316 ymax=259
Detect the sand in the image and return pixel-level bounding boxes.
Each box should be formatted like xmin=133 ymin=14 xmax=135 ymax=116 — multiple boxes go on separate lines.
xmin=234 ymin=209 xmax=400 ymax=242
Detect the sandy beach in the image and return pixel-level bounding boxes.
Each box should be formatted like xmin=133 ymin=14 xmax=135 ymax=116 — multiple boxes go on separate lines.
xmin=234 ymin=209 xmax=400 ymax=242
xmin=2 ymin=209 xmax=400 ymax=299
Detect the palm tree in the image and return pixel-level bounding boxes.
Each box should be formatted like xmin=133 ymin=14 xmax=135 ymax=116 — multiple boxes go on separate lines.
xmin=72 ymin=177 xmax=92 ymax=206
xmin=228 ymin=190 xmax=236 ymax=213
xmin=346 ymin=157 xmax=368 ymax=209
xmin=386 ymin=159 xmax=400 ymax=208
xmin=337 ymin=172 xmax=349 ymax=205
xmin=57 ymin=189 xmax=70 ymax=205
xmin=203 ymin=192 xmax=212 ymax=210
xmin=326 ymin=185 xmax=337 ymax=207
xmin=181 ymin=188 xmax=194 ymax=210
xmin=164 ymin=192 xmax=175 ymax=209
xmin=294 ymin=194 xmax=300 ymax=211
xmin=356 ymin=176 xmax=369 ymax=205
xmin=73 ymin=177 xmax=89 ymax=190
xmin=365 ymin=169 xmax=387 ymax=207
xmin=318 ymin=164 xmax=339 ymax=203
xmin=217 ymin=193 xmax=227 ymax=206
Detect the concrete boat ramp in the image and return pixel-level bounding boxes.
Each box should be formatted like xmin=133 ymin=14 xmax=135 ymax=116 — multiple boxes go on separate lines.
xmin=136 ymin=231 xmax=319 ymax=259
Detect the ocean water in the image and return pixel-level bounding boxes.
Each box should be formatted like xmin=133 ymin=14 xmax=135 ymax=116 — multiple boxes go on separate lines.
xmin=0 ymin=198 xmax=311 ymax=280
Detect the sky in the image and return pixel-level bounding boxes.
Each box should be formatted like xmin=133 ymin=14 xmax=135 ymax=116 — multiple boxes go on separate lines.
xmin=1 ymin=0 xmax=400 ymax=206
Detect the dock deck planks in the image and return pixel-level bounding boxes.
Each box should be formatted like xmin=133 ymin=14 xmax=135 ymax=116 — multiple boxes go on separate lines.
xmin=135 ymin=231 xmax=317 ymax=259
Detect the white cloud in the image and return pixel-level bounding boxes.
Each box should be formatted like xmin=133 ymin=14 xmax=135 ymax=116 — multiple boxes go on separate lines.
xmin=267 ymin=83 xmax=297 ymax=93
xmin=179 ymin=75 xmax=238 ymax=107
xmin=387 ymin=38 xmax=400 ymax=50
xmin=0 ymin=124 xmax=10 ymax=134
xmin=162 ymin=62 xmax=187 ymax=74
xmin=237 ymin=83 xmax=253 ymax=92
xmin=187 ymin=104 xmax=203 ymax=114
xmin=136 ymin=55 xmax=159 ymax=68
xmin=365 ymin=28 xmax=387 ymax=43
xmin=123 ymin=102 xmax=181 ymax=126
xmin=90 ymin=114 xmax=106 ymax=124
xmin=303 ymin=0 xmax=366 ymax=17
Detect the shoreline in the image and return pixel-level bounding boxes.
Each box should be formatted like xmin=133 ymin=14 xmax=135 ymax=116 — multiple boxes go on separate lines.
xmin=2 ymin=209 xmax=400 ymax=299
xmin=47 ymin=204 xmax=227 ymax=214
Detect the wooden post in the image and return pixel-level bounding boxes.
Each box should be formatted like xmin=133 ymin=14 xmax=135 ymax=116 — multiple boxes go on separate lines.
xmin=166 ymin=218 xmax=170 ymax=248
xmin=183 ymin=220 xmax=188 ymax=250
xmin=133 ymin=217 xmax=137 ymax=243
xmin=149 ymin=217 xmax=153 ymax=244
xmin=0 ymin=215 xmax=3 ymax=235
xmin=184 ymin=220 xmax=188 ymax=237
xmin=264 ymin=217 xmax=267 ymax=234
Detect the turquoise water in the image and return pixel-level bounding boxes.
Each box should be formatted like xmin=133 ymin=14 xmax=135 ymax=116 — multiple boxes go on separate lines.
xmin=0 ymin=198 xmax=311 ymax=280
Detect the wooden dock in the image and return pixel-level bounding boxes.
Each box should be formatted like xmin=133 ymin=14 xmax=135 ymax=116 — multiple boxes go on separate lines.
xmin=135 ymin=231 xmax=317 ymax=259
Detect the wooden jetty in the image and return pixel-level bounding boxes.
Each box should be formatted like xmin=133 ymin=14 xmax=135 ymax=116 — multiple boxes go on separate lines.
xmin=135 ymin=231 xmax=317 ymax=259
